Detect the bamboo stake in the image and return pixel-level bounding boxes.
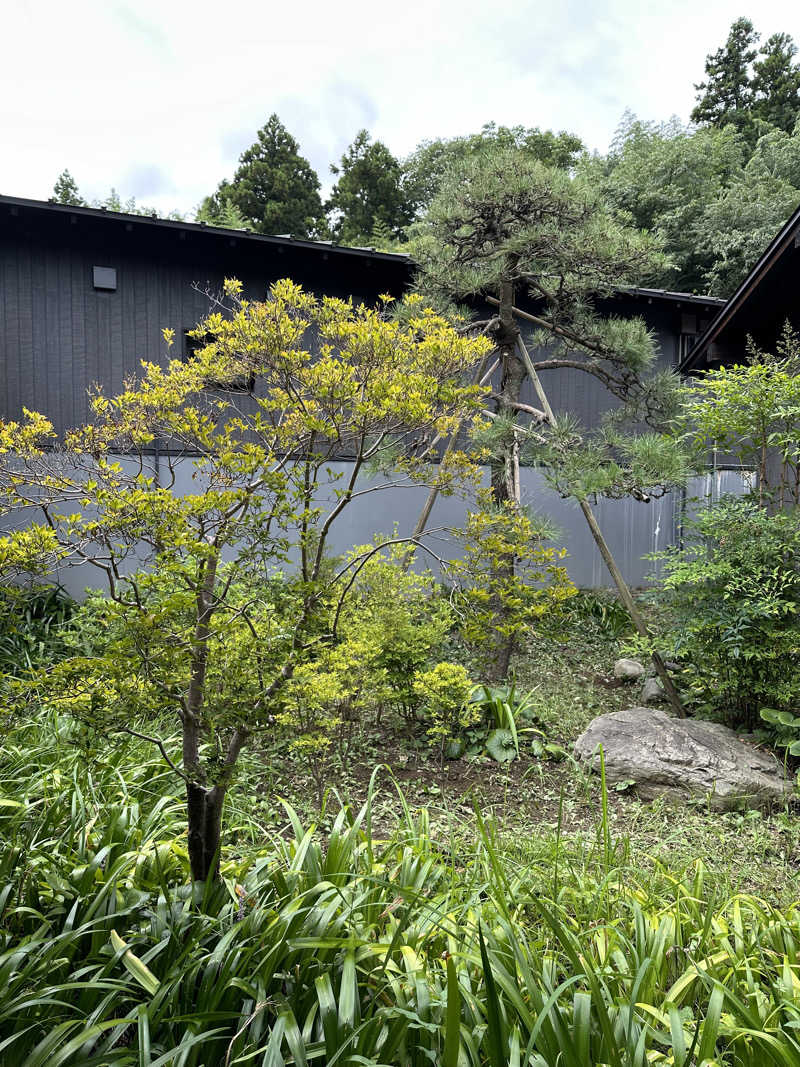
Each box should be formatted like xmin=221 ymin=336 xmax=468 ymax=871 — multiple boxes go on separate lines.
xmin=514 ymin=335 xmax=686 ymax=717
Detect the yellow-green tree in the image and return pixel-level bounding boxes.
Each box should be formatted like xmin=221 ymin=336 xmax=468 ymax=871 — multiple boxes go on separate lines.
xmin=0 ymin=280 xmax=489 ymax=881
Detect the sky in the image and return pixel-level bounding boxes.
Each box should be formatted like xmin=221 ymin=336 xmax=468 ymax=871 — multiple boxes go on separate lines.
xmin=2 ymin=0 xmax=800 ymax=217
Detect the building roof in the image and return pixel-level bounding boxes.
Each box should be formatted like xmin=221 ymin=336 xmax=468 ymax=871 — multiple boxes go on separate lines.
xmin=1 ymin=194 xmax=724 ymax=311
xmin=679 ymin=201 xmax=800 ymax=374
xmin=1 ymin=192 xmax=733 ymax=326
xmin=0 ymin=194 xmax=410 ymax=264
xmin=624 ymin=287 xmax=724 ymax=308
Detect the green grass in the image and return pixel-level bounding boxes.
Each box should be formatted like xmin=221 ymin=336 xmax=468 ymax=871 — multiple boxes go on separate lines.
xmin=4 ymin=711 xmax=800 ymax=1064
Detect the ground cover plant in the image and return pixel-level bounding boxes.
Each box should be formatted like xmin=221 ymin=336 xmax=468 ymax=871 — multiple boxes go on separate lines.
xmin=0 ymin=583 xmax=76 ymax=677
xmin=4 ymin=708 xmax=800 ymax=1064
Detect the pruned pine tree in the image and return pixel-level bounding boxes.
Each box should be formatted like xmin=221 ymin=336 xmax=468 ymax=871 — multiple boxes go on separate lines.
xmin=403 ymin=121 xmax=584 ymax=219
xmin=0 ymin=280 xmax=489 ymax=881
xmin=413 ymin=149 xmax=688 ymax=709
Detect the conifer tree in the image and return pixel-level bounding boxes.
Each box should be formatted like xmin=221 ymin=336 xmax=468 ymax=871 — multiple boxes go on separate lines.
xmin=692 ymin=19 xmax=800 ymax=139
xmin=413 ymin=148 xmax=687 ymax=709
xmin=752 ymin=33 xmax=800 ymax=132
xmin=51 ymin=169 xmax=86 ymax=206
xmin=692 ymin=17 xmax=759 ymax=133
xmin=195 ymin=195 xmax=248 ymax=229
xmin=210 ymin=114 xmax=323 ymax=237
xmin=327 ymin=130 xmax=412 ymax=244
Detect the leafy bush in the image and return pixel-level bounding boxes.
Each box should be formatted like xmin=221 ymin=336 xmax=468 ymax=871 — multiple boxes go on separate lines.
xmin=341 ymin=546 xmax=455 ymax=725
xmin=449 ymin=496 xmax=577 ymax=676
xmin=413 ymin=661 xmax=477 ymax=757
xmin=680 ymin=327 xmax=800 ymax=509
xmin=656 ymin=498 xmax=800 ymax=729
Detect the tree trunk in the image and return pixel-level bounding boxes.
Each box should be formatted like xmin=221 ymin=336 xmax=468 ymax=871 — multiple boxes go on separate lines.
xmin=486 ymin=280 xmax=526 ymax=681
xmin=186 ymin=781 xmax=226 ymax=882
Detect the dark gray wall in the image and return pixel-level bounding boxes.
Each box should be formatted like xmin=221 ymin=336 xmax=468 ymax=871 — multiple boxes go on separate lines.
xmin=1 ymin=203 xmax=409 ymax=437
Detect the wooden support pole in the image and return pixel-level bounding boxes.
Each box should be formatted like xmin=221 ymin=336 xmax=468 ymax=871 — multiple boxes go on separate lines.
xmin=514 ymin=336 xmax=686 ymax=717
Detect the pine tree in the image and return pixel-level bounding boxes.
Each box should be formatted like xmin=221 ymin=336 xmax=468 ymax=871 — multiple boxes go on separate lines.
xmin=692 ymin=17 xmax=759 ymax=133
xmin=210 ymin=115 xmax=323 ymax=238
xmin=51 ymin=169 xmax=86 ymax=206
xmin=327 ymin=130 xmax=412 ymax=245
xmin=752 ymin=32 xmax=800 ymax=132
xmin=403 ymin=122 xmax=584 ymax=218
xmin=412 ymin=148 xmax=687 ymax=710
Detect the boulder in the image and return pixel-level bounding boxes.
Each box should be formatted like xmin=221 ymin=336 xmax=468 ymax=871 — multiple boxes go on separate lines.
xmin=645 ymin=660 xmax=681 ymax=676
xmin=574 ymin=707 xmax=790 ymax=810
xmin=613 ymin=658 xmax=646 ymax=682
xmin=641 ymin=677 xmax=667 ymax=704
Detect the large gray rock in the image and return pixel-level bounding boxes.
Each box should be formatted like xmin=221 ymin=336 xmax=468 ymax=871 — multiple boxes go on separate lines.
xmin=613 ymin=658 xmax=646 ymax=682
xmin=641 ymin=677 xmax=667 ymax=704
xmin=574 ymin=707 xmax=790 ymax=810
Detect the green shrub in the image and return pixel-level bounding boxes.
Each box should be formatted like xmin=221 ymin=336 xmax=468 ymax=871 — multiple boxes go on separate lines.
xmin=448 ymin=496 xmax=577 ymax=676
xmin=680 ymin=328 xmax=800 ymax=510
xmin=341 ymin=546 xmax=456 ymax=726
xmin=656 ymin=498 xmax=800 ymax=729
xmin=412 ymin=661 xmax=477 ymax=756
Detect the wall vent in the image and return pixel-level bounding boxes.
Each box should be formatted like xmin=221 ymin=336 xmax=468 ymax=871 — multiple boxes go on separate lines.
xmin=92 ymin=266 xmax=117 ymax=290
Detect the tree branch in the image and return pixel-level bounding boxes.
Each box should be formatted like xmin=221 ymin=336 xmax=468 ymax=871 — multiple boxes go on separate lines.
xmin=117 ymin=726 xmax=188 ymax=782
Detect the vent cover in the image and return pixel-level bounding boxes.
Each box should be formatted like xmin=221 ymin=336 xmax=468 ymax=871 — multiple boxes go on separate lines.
xmin=92 ymin=266 xmax=117 ymax=290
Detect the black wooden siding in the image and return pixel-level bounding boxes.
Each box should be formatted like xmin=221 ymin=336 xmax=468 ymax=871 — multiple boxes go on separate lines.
xmin=1 ymin=199 xmax=719 ymax=442
xmin=1 ymin=204 xmax=410 ymax=437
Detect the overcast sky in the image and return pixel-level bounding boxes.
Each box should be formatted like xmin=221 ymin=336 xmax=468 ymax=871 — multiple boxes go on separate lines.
xmin=2 ymin=0 xmax=799 ymax=217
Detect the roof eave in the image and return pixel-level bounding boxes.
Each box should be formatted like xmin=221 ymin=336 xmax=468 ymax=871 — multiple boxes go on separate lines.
xmin=0 ymin=194 xmax=413 ymax=265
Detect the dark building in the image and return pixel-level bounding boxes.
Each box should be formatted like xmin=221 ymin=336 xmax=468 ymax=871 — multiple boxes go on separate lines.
xmin=0 ymin=194 xmax=726 ymax=586
xmin=0 ymin=195 xmax=413 ymax=439
xmin=681 ymin=201 xmax=800 ymax=374
xmin=0 ymin=194 xmax=723 ymax=432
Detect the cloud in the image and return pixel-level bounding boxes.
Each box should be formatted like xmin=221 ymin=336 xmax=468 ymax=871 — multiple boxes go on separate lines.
xmin=277 ymin=83 xmax=381 ymax=183
xmin=107 ymin=2 xmax=172 ymax=58
xmin=3 ymin=0 xmax=800 ymax=215
xmin=120 ymin=164 xmax=177 ymax=199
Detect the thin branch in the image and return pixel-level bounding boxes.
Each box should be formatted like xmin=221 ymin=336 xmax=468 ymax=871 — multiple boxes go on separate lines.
xmin=117 ymin=726 xmax=188 ymax=782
